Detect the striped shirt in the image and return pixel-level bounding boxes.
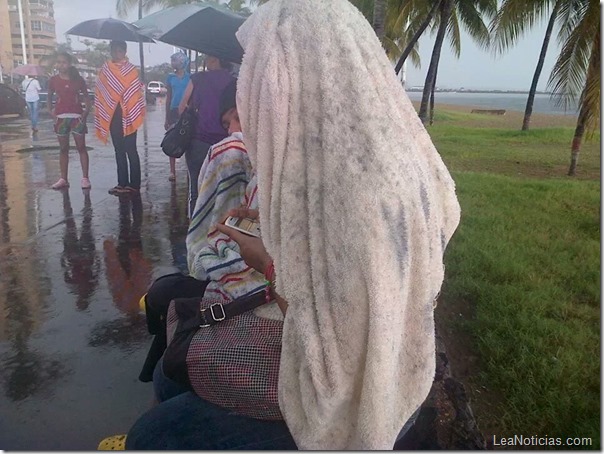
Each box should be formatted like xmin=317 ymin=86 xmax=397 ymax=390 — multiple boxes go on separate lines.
xmin=186 ymin=132 xmax=266 ymax=300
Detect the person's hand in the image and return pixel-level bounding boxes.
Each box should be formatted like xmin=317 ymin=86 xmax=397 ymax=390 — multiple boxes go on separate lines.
xmin=214 ymin=207 xmax=272 ymax=275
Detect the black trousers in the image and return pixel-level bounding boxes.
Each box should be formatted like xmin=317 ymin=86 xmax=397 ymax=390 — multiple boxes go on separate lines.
xmin=139 ymin=273 xmax=209 ymax=382
xmin=110 ymin=104 xmax=141 ymax=189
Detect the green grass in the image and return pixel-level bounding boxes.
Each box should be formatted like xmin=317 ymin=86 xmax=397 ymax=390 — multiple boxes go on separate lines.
xmin=429 ymin=117 xmax=600 ymax=180
xmin=428 ymin=111 xmax=601 ymax=448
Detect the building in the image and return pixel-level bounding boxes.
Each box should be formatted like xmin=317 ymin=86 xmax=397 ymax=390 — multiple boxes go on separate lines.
xmin=72 ymin=49 xmax=98 ymax=87
xmin=7 ymin=0 xmax=56 ymax=66
xmin=0 ymin=0 xmax=14 ymax=74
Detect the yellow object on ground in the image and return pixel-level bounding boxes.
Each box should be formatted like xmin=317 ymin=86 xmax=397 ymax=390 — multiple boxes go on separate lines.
xmin=139 ymin=294 xmax=147 ymax=312
xmin=98 ymin=434 xmax=127 ymax=450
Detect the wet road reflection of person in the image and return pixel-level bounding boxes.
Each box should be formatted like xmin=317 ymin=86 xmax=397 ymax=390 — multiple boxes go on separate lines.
xmin=61 ymin=190 xmax=100 ymax=310
xmin=103 ymin=194 xmax=153 ymax=314
xmin=168 ymin=183 xmax=189 ymax=273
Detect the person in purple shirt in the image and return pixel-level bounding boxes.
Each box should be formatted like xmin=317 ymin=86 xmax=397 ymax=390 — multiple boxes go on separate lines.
xmin=178 ymin=55 xmax=235 ymax=217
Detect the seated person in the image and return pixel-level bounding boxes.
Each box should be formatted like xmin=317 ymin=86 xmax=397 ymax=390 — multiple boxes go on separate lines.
xmin=138 ymin=80 xmax=267 ymax=382
xmin=129 ymin=0 xmax=461 ymax=449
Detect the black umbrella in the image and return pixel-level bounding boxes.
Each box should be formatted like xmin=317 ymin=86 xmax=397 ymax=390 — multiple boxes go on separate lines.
xmin=134 ymin=3 xmax=245 ymax=64
xmin=67 ymin=18 xmax=154 ymax=43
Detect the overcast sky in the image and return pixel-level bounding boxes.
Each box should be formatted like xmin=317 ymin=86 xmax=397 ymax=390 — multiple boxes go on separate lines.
xmin=53 ymin=0 xmax=561 ymax=91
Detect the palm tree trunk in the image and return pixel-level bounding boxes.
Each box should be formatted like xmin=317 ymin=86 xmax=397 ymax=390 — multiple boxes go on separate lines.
xmin=419 ymin=0 xmax=453 ymax=124
xmin=429 ymin=66 xmax=438 ymax=125
xmin=373 ymin=0 xmax=387 ymax=41
xmin=568 ymin=31 xmax=600 ymax=176
xmin=522 ymin=1 xmax=559 ymax=131
xmin=395 ymin=0 xmax=442 ymax=75
xmin=568 ymin=102 xmax=587 ymax=176
xmin=138 ymin=0 xmax=145 ymax=83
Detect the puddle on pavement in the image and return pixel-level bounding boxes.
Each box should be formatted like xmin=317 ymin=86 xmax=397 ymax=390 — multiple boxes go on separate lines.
xmin=15 ymin=145 xmax=94 ymax=153
xmin=0 ymin=106 xmax=194 ymax=449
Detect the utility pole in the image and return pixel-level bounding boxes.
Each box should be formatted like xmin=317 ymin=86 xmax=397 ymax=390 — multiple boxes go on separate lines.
xmin=17 ymin=0 xmax=27 ymax=64
xmin=138 ymin=0 xmax=145 ymax=83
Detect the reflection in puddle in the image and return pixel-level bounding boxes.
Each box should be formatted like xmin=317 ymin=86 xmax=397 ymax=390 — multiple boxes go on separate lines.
xmin=61 ymin=190 xmax=100 ymax=311
xmin=104 ymin=195 xmax=153 ymax=314
xmin=88 ymin=314 xmax=148 ymax=351
xmin=1 ymin=350 xmax=68 ymax=402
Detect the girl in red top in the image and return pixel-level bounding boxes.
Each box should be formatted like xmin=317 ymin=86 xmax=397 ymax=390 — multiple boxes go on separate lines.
xmin=48 ymin=52 xmax=92 ymax=189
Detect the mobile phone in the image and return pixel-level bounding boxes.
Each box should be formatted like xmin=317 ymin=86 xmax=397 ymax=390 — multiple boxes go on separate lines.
xmin=224 ymin=216 xmax=261 ymax=238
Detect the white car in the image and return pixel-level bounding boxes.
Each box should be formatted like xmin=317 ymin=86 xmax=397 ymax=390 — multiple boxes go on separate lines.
xmin=147 ymin=81 xmax=167 ymax=95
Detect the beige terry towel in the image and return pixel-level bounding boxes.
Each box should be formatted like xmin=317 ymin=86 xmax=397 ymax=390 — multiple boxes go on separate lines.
xmin=236 ymin=0 xmax=461 ymax=449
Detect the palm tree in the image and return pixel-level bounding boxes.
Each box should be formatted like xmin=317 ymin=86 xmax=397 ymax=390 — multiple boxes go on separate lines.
xmin=373 ymin=0 xmax=387 ymax=40
xmin=546 ymin=0 xmax=599 ymax=176
xmin=347 ymin=0 xmax=424 ymax=73
xmin=491 ymin=0 xmax=564 ymax=131
xmin=394 ymin=0 xmax=442 ymax=75
xmin=418 ymin=0 xmax=497 ymax=124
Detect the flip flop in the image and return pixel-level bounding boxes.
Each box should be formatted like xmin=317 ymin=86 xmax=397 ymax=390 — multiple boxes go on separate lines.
xmin=108 ymin=186 xmax=129 ymax=195
xmin=97 ymin=434 xmax=126 ymax=450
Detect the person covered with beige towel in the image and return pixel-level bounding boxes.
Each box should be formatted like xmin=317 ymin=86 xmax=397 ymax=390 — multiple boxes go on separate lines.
xmin=125 ymin=0 xmax=460 ymax=449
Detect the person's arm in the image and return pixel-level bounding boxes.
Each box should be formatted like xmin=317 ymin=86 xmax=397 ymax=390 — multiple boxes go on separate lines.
xmin=214 ymin=208 xmax=289 ymax=316
xmin=178 ymin=80 xmax=193 ymax=115
xmin=165 ymin=81 xmax=172 ymax=130
xmin=47 ymin=79 xmax=56 ymax=119
xmin=81 ymin=80 xmax=91 ymax=119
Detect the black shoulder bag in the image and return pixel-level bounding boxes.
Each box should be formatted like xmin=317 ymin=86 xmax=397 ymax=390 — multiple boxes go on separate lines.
xmin=161 ymin=106 xmax=197 ymax=158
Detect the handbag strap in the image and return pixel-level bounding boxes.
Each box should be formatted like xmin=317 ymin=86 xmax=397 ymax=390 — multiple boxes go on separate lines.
xmin=174 ymin=289 xmax=268 ymax=334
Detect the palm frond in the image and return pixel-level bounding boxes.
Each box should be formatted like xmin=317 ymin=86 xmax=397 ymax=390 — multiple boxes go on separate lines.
xmin=490 ymin=0 xmax=552 ymax=54
xmin=115 ymin=0 xmax=138 ymax=18
xmin=579 ymin=17 xmax=600 ymax=136
xmin=409 ymin=46 xmax=422 ymax=68
xmin=446 ymin=7 xmax=462 ymax=57
xmin=548 ymin=0 xmax=598 ymax=109
xmin=556 ymin=0 xmax=587 ymax=44
xmin=383 ymin=36 xmax=404 ymax=60
xmin=455 ymin=0 xmax=493 ymax=49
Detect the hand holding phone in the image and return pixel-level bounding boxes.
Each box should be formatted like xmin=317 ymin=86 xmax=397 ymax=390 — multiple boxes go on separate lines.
xmin=224 ymin=216 xmax=261 ymax=238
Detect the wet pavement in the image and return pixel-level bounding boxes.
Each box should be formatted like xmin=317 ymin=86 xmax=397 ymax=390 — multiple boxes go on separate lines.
xmin=0 ymin=103 xmax=190 ymax=449
xmin=0 ymin=103 xmax=488 ymax=451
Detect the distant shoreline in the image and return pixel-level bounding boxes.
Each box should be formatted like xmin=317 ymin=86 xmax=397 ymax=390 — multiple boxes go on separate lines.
xmin=405 ymin=89 xmax=552 ymax=95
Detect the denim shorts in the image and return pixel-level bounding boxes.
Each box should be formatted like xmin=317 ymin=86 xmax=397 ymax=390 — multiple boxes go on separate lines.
xmin=54 ymin=117 xmax=87 ymax=136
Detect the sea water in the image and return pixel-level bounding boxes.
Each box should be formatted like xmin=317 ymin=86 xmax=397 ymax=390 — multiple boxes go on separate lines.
xmin=405 ymin=91 xmax=578 ymax=116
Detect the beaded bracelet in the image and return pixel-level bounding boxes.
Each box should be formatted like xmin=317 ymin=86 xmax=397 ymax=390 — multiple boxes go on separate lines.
xmin=264 ymin=260 xmax=275 ymax=304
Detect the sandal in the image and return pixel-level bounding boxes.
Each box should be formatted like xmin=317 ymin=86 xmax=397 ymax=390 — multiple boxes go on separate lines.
xmin=108 ymin=186 xmax=129 ymax=195
xmin=97 ymin=434 xmax=127 ymax=450
xmin=51 ymin=178 xmax=69 ymax=190
xmin=125 ymin=186 xmax=140 ymax=193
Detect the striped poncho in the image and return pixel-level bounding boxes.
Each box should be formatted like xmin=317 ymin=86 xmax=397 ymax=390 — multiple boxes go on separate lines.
xmin=94 ymin=59 xmax=145 ymax=143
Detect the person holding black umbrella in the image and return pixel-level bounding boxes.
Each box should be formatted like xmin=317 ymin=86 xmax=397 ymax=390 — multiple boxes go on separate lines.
xmin=178 ymin=54 xmax=234 ymax=217
xmin=94 ymin=40 xmax=146 ymax=196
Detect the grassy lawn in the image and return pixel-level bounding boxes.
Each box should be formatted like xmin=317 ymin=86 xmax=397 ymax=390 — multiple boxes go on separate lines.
xmin=426 ymin=107 xmax=600 ymax=448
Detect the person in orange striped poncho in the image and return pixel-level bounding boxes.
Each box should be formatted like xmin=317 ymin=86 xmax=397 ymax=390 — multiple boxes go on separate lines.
xmin=95 ymin=40 xmax=146 ymax=196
